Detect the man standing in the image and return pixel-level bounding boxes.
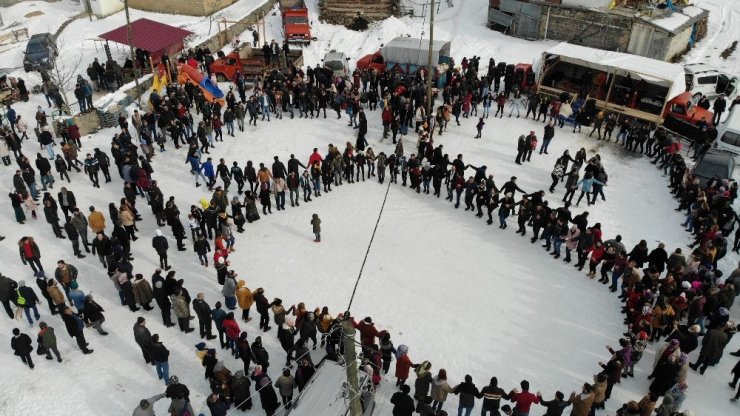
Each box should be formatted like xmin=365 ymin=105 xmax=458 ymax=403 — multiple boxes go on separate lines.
xmin=713 ymin=94 xmax=727 ymax=125
xmin=133 ymin=316 xmax=154 ymax=364
xmin=149 ymin=334 xmax=170 ymax=384
xmin=192 ymin=293 xmax=217 ymax=341
xmin=10 ymin=328 xmax=34 ymax=369
xmin=70 ymin=207 xmax=91 ymax=253
xmin=61 ymin=306 xmax=93 ymax=354
xmin=37 ymin=321 xmax=62 ymax=362
xmin=152 ymin=270 xmax=175 ymax=328
xmin=0 ymin=273 xmax=18 ymax=319
xmin=88 ymin=206 xmax=106 ymax=235
xmin=152 ymin=229 xmax=170 ymax=270
xmin=57 ymin=187 xmax=76 ymax=222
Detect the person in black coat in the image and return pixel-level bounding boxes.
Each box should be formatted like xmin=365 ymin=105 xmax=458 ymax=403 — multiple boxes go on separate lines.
xmin=151 ymin=229 xmax=170 ymax=270
xmin=231 ymin=370 xmax=253 ymax=410
xmin=57 ymin=188 xmax=76 ymax=222
xmin=64 ymin=218 xmax=85 ymax=258
xmin=647 ymin=243 xmax=668 ymax=274
xmin=10 ymin=328 xmax=34 ymax=369
xmin=149 ymin=334 xmax=170 ymax=383
xmin=61 ymin=306 xmax=92 ymax=354
xmin=207 ymin=393 xmax=230 ymax=416
xmin=192 ymin=293 xmax=217 ymax=340
xmin=83 ymin=294 xmax=108 ymax=335
xmin=251 ymin=336 xmax=270 ymax=372
xmin=151 ymin=270 xmax=174 ymax=327
xmin=455 ymin=374 xmax=482 ymax=414
xmin=390 ymin=384 xmax=415 ymax=416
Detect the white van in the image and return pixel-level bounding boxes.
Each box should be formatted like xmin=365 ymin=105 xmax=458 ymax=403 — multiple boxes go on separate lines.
xmin=685 ymin=63 xmax=738 ymax=100
xmin=716 ymin=105 xmax=740 ymax=155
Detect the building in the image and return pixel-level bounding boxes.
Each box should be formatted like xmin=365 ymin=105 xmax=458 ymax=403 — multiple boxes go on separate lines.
xmin=488 ymin=0 xmax=709 ymax=62
xmin=83 ymin=0 xmax=124 ymax=18
xmin=319 ymin=0 xmax=401 ymax=27
xmin=127 ymin=0 xmax=237 ymax=16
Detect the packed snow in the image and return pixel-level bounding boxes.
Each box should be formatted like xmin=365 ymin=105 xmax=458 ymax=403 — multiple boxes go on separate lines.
xmin=0 ymin=0 xmax=739 ymax=416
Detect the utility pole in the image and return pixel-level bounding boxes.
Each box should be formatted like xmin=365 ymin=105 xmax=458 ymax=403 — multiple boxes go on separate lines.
xmin=124 ymin=0 xmax=141 ymax=106
xmin=341 ymin=315 xmax=363 ymax=416
xmin=425 ymin=0 xmax=435 ymax=115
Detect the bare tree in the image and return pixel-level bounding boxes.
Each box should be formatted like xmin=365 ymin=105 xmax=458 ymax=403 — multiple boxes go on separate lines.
xmin=47 ymin=36 xmax=84 ymax=112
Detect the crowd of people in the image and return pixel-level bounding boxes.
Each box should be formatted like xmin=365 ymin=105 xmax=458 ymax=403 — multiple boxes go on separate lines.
xmin=1 ymin=36 xmax=739 ymax=416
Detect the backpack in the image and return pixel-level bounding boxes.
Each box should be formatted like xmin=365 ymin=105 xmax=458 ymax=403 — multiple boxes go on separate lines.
xmin=16 ymin=289 xmax=26 ymax=306
xmin=529 ymin=137 xmax=538 ymax=150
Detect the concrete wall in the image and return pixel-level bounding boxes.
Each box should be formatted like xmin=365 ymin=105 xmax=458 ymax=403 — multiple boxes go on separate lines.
xmin=665 ymin=25 xmax=692 ymax=62
xmin=127 ymin=0 xmax=236 ymax=16
xmin=87 ymin=0 xmax=124 ymax=18
xmin=540 ymin=5 xmax=633 ymax=52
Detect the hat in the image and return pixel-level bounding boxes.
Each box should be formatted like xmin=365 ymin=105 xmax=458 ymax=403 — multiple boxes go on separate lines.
xmin=670 ymin=339 xmax=680 ymax=346
xmin=195 ymin=342 xmax=207 ymax=350
xmin=218 ymin=257 xmax=225 ymax=264
xmin=681 ymin=281 xmax=691 ymax=290
xmin=155 ymin=229 xmax=162 ymax=237
xmin=688 ymin=325 xmax=701 ymax=334
xmin=719 ymin=307 xmax=729 ymax=317
xmin=12 ymin=328 xmax=20 ymax=336
xmin=638 ymin=331 xmax=649 ymax=341
xmin=70 ymin=281 xmax=79 ymax=290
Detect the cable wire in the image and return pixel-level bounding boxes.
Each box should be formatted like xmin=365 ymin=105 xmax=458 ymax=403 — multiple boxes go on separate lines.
xmin=345 ymin=176 xmax=394 ymax=312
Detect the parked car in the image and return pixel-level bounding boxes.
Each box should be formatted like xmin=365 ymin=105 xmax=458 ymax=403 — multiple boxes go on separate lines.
xmin=692 ymin=149 xmax=736 ymax=187
xmin=322 ymin=51 xmax=350 ymax=78
xmin=715 ymin=105 xmax=740 ymax=155
xmin=685 ymin=63 xmax=738 ymax=100
xmin=23 ymin=33 xmax=57 ymax=72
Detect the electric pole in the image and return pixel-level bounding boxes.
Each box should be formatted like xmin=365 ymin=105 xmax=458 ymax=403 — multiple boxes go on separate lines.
xmin=425 ymin=0 xmax=435 ymax=115
xmin=124 ymin=0 xmax=141 ymax=106
xmin=341 ymin=315 xmax=363 ymax=416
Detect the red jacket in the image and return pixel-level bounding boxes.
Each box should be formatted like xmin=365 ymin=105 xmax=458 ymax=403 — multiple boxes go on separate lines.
xmin=308 ymin=152 xmax=323 ymax=167
xmin=511 ymin=391 xmax=540 ymax=413
xmin=395 ymin=353 xmax=413 ymax=380
xmin=223 ymin=318 xmax=240 ymax=340
xmin=382 ymin=107 xmax=392 ymax=124
xmin=357 ymin=320 xmax=379 ymax=346
xmin=590 ymin=246 xmax=605 ymax=263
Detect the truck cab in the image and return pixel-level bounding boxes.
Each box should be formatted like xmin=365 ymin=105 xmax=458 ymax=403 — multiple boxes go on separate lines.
xmin=280 ymin=0 xmax=311 ymax=44
xmin=685 ymin=63 xmax=738 ymax=100
xmin=663 ymin=91 xmax=714 ymax=127
xmin=208 ymin=45 xmax=265 ymax=81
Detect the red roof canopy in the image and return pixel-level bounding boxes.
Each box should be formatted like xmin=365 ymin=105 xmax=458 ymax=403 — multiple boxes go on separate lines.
xmin=99 ymin=18 xmax=192 ymax=54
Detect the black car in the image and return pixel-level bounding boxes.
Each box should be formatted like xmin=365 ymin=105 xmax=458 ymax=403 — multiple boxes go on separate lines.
xmin=23 ymin=33 xmax=57 ymax=72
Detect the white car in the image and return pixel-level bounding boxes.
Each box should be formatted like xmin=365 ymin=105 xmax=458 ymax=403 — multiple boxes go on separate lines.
xmin=322 ymin=51 xmax=350 ymax=78
xmin=685 ymin=63 xmax=738 ymax=100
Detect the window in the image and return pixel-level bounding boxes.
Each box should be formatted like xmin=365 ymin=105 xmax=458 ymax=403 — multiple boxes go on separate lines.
xmin=696 ymin=75 xmax=718 ymax=85
xmin=671 ymin=103 xmax=686 ymax=115
xmin=721 ymin=131 xmax=740 ymax=147
xmin=285 ymin=17 xmax=308 ymax=25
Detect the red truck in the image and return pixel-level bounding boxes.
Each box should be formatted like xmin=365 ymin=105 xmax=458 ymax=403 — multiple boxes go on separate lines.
xmin=280 ymin=0 xmax=311 ymax=45
xmin=208 ymin=44 xmax=304 ymax=81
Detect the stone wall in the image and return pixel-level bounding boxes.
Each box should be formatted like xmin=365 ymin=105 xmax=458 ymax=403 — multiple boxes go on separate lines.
xmin=540 ymin=5 xmax=633 ymax=52
xmin=127 ymin=0 xmax=236 ymax=16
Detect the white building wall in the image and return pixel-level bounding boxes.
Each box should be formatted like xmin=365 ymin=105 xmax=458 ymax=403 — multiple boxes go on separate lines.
xmin=86 ymin=0 xmax=124 ymax=18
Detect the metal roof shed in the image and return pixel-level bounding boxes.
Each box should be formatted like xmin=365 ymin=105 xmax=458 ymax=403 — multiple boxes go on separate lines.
xmin=382 ymin=37 xmax=451 ymax=67
xmin=99 ymin=18 xmax=192 ymax=61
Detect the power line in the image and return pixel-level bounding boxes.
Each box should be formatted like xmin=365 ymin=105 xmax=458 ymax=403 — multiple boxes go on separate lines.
xmin=345 ymin=175 xmax=393 ymax=312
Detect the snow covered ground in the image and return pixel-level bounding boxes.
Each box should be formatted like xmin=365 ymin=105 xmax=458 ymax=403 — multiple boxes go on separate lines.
xmin=0 ymin=0 xmax=739 ymax=416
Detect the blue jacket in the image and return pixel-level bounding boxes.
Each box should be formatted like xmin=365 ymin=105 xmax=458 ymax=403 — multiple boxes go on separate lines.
xmin=211 ymin=308 xmax=226 ymax=330
xmin=7 ymin=108 xmax=16 ymax=123
xmin=576 ymin=177 xmax=604 ymax=193
xmin=202 ymin=161 xmax=215 ymax=178
xmin=68 ymin=289 xmax=86 ymax=311
xmin=186 ymin=155 xmax=201 ymax=173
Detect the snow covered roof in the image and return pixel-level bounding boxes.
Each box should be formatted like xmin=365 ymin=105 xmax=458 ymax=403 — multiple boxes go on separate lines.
xmin=382 ymin=37 xmax=451 ymax=67
xmin=286 ymin=359 xmax=370 ymax=416
xmin=544 ymin=42 xmax=687 ymax=99
xmin=640 ymin=6 xmax=709 ymax=33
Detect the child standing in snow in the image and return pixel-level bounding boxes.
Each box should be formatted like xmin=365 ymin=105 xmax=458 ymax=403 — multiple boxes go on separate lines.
xmin=311 ymin=214 xmax=321 ymax=242
xmin=475 ymin=118 xmax=485 ymax=139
